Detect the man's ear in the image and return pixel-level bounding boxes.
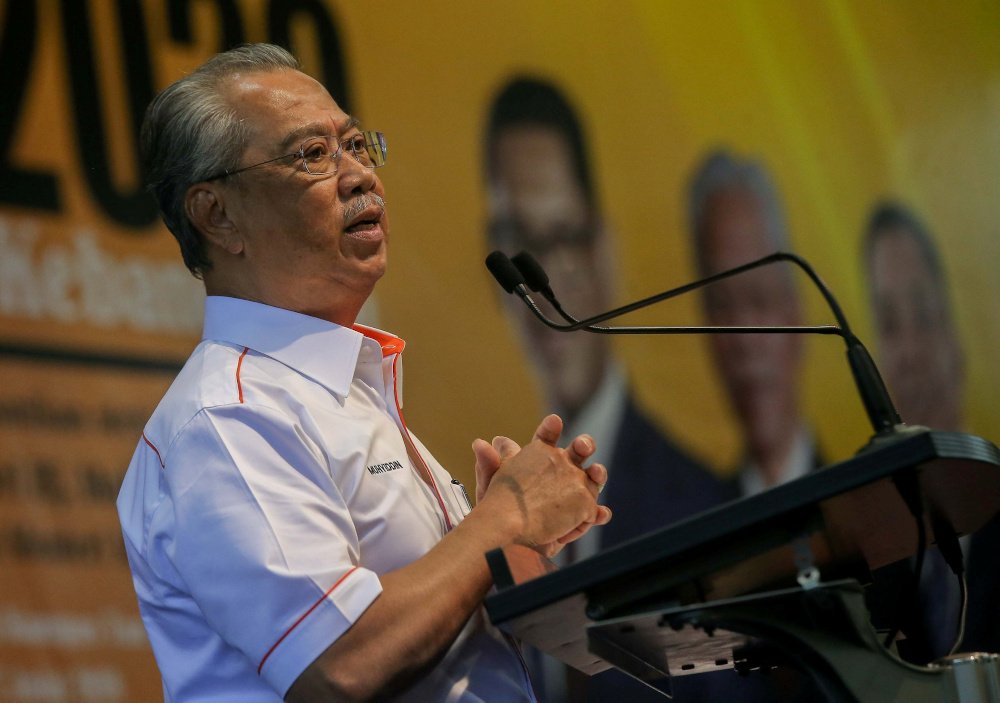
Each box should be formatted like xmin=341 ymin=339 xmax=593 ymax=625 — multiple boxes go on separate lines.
xmin=185 ymin=183 xmax=244 ymax=256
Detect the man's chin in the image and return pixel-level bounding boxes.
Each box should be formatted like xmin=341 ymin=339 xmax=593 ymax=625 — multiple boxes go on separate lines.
xmin=734 ymin=393 xmax=785 ymax=433
xmin=343 ymin=226 xmax=385 ymax=247
xmin=357 ymin=254 xmax=388 ymax=287
xmin=341 ymin=229 xmax=387 ymax=259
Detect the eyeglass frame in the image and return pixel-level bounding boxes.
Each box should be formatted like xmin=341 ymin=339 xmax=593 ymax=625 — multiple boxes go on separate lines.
xmin=202 ymin=130 xmax=387 ymax=182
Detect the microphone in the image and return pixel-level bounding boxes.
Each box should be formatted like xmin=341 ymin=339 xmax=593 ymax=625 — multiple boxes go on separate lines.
xmin=485 ymin=251 xmax=528 ymax=295
xmin=486 ymin=249 xmax=902 ymax=439
xmin=510 ymin=251 xmax=580 ymax=325
xmin=489 ymin=250 xmax=940 ymax=657
xmin=510 ymin=252 xmax=555 ymax=302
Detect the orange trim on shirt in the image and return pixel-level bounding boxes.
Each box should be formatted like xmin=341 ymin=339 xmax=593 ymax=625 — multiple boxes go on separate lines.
xmin=142 ymin=433 xmax=164 ymax=468
xmin=391 ymin=354 xmax=454 ymax=532
xmin=352 ymin=326 xmax=453 ymax=531
xmin=236 ymin=347 xmax=249 ymax=403
xmin=352 ymin=324 xmax=405 ymax=358
xmin=257 ymin=566 xmax=361 ymax=675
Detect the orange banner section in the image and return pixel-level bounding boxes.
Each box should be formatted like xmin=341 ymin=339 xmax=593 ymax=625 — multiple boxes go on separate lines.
xmin=0 ymin=357 xmax=176 ymax=701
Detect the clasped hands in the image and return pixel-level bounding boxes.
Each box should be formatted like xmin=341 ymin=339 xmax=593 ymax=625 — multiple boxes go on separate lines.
xmin=471 ymin=414 xmax=612 ymax=559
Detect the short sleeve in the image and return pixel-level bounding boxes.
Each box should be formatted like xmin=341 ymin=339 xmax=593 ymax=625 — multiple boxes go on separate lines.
xmin=160 ymin=403 xmax=382 ymax=696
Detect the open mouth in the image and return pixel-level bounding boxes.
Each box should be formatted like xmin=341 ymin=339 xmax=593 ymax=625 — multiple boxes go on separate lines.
xmin=345 ymin=217 xmax=381 ymax=234
xmin=344 ymin=202 xmax=385 ymax=238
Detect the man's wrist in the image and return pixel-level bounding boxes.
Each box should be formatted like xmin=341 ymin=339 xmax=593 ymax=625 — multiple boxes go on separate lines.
xmin=462 ymin=489 xmax=525 ymax=549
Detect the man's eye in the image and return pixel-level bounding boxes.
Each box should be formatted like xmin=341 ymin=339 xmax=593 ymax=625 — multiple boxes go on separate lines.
xmin=304 ymin=143 xmax=330 ymax=161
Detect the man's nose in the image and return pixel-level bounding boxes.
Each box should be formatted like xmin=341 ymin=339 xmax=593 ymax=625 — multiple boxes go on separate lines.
xmin=337 ymin=153 xmax=378 ymax=196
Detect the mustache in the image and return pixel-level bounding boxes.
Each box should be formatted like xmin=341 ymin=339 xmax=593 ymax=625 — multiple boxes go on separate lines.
xmin=343 ymin=193 xmax=386 ymax=225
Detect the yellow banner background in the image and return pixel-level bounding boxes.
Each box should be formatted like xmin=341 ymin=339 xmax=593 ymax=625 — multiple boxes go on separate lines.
xmin=1 ymin=1 xmax=997 ymax=699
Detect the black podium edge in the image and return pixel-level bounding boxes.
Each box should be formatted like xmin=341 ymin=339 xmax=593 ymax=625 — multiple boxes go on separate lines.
xmin=485 ymin=430 xmax=999 ymax=626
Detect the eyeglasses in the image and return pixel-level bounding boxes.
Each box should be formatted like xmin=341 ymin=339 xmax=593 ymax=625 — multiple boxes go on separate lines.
xmin=204 ymin=130 xmax=387 ymax=181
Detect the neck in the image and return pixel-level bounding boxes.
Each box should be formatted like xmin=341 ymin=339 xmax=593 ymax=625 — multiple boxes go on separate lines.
xmin=552 ymin=363 xmax=608 ymax=428
xmin=746 ymin=415 xmax=805 ymax=488
xmin=203 ymin=272 xmax=369 ymax=328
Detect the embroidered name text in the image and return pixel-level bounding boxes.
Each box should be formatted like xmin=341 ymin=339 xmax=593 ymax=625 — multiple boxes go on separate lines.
xmin=367 ymin=460 xmax=404 ymax=475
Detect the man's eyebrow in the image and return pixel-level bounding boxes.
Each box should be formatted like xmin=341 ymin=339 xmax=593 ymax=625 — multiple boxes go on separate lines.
xmin=278 ymin=116 xmax=362 ymax=152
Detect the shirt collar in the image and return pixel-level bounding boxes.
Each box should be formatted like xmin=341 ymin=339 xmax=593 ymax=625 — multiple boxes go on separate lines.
xmin=739 ymin=424 xmax=814 ymax=497
xmin=561 ymin=362 xmax=628 ymax=471
xmin=202 ymin=296 xmax=405 ymax=398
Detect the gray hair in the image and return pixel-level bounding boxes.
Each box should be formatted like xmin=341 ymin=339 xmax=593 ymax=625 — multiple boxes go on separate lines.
xmin=863 ymin=201 xmax=946 ymax=285
xmin=141 ymin=44 xmax=300 ymax=277
xmin=687 ymin=150 xmax=791 ymax=276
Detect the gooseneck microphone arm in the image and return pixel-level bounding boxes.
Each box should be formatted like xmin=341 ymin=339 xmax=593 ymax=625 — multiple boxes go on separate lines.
xmin=491 ymin=251 xmax=842 ymax=336
xmin=485 ymin=250 xmax=902 ymax=437
xmin=490 ymin=249 xmax=931 ymax=653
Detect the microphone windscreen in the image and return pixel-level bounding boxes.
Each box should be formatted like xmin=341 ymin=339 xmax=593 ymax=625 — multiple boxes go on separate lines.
xmin=485 ymin=251 xmax=526 ymax=294
xmin=511 ymin=252 xmax=550 ymax=293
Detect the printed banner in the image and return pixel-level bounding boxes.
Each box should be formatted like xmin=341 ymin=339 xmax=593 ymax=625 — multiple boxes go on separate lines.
xmin=1 ymin=1 xmax=997 ymax=699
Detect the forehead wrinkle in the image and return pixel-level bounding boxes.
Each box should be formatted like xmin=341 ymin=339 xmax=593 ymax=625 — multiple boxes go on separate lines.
xmin=221 ymin=70 xmax=353 ymax=156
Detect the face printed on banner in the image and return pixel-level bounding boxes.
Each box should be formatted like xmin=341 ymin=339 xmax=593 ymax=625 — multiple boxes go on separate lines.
xmin=868 ymin=226 xmax=965 ymax=431
xmin=488 ymin=125 xmax=611 ymax=420
xmin=698 ymin=185 xmax=803 ymax=460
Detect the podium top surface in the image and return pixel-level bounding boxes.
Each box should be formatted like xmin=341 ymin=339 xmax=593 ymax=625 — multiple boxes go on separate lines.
xmin=485 ymin=429 xmax=1000 ymax=627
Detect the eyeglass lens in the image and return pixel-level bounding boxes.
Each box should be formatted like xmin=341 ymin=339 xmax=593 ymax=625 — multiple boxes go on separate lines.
xmin=300 ymin=131 xmax=387 ymax=175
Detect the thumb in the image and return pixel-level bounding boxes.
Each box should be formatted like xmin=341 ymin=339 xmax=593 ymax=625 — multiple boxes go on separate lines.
xmin=492 ymin=435 xmax=521 ymax=460
xmin=473 ymin=438 xmax=500 ymax=503
xmin=473 ymin=438 xmax=500 ymax=476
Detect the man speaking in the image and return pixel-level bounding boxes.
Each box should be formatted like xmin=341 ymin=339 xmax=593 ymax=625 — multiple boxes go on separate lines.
xmin=117 ymin=44 xmax=610 ymax=703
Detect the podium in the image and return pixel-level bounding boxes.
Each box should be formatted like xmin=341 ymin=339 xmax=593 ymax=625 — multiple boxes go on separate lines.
xmin=484 ymin=429 xmax=1000 ymax=702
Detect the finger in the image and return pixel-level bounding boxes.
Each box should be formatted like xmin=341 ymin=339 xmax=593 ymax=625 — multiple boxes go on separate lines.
xmin=557 ymin=501 xmax=602 ymax=544
xmin=557 ymin=507 xmax=613 ymax=544
xmin=473 ymin=438 xmax=499 ymax=471
xmin=557 ymin=522 xmax=591 ymax=544
xmin=581 ymin=467 xmax=606 ymax=502
xmin=492 ymin=435 xmax=521 ymax=460
xmin=535 ymin=542 xmax=563 ymax=559
xmin=531 ymin=414 xmax=563 ymax=446
xmin=472 ymin=438 xmax=500 ymax=503
xmin=584 ymin=462 xmax=607 ymax=489
xmin=566 ymin=434 xmax=595 ymax=466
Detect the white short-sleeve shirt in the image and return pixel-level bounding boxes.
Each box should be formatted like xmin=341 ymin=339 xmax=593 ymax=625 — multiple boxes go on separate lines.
xmin=117 ymin=296 xmax=535 ymax=703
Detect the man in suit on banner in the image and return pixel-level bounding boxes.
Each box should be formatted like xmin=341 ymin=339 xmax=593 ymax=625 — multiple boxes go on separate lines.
xmin=864 ymin=202 xmax=1000 ymax=658
xmin=483 ymin=77 xmax=732 ymax=703
xmin=687 ymin=151 xmax=823 ymax=498
xmin=684 ymin=151 xmax=825 ymax=702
